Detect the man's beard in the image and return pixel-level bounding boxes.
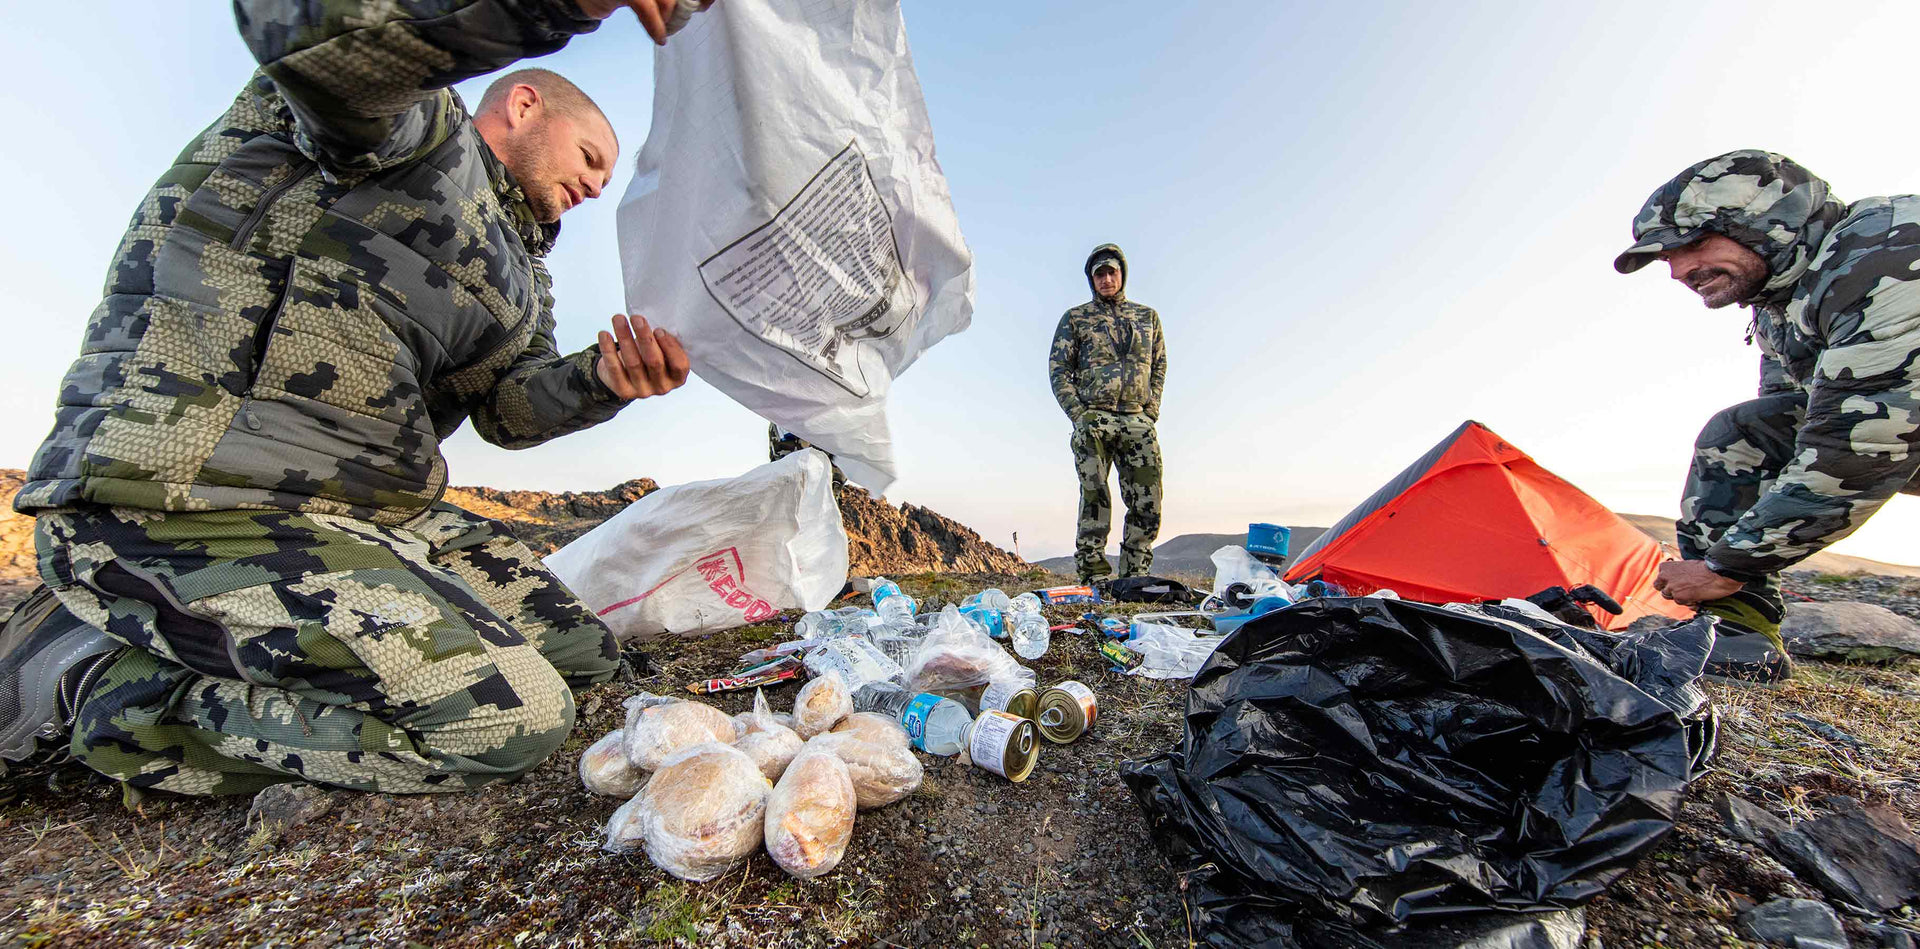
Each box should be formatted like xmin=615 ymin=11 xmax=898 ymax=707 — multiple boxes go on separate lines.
xmin=502 ymin=132 xmax=565 ymax=223
xmin=1685 ymin=266 xmax=1766 ymax=309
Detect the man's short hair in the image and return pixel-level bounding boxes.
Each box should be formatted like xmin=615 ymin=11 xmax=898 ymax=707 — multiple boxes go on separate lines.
xmin=478 ymin=68 xmax=611 ymax=134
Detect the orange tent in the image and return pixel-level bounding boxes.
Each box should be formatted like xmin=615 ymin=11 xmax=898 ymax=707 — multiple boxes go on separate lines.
xmin=1284 ymin=420 xmax=1690 ymax=631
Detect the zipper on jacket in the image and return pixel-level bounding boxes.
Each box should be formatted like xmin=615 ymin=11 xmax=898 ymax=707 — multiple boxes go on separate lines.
xmin=243 ymin=259 xmax=299 ymax=398
xmin=229 ymin=163 xmax=316 ymax=252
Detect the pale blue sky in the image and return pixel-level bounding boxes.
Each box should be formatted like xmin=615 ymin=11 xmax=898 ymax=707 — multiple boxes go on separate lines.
xmin=5 ymin=2 xmax=1918 ymax=565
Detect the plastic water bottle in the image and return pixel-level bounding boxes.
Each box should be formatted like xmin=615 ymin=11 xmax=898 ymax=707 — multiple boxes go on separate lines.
xmin=877 ymin=592 xmax=917 ymax=624
xmin=795 ymin=609 xmax=839 ymax=638
xmin=1009 ymin=610 xmax=1050 ymax=659
xmin=959 ymin=605 xmax=1003 ymax=638
xmin=965 ymin=589 xmax=1013 ymax=613
xmin=956 ymin=589 xmax=1009 ymax=637
xmin=872 ymin=577 xmax=918 ymax=624
xmin=854 ymin=684 xmax=972 ymax=755
xmin=1009 ymin=592 xmax=1043 ymax=618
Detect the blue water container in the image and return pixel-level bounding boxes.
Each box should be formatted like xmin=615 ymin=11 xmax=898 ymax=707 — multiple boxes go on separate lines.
xmin=1246 ymin=523 xmax=1291 ymax=559
xmin=1209 ymin=595 xmax=1292 ymax=636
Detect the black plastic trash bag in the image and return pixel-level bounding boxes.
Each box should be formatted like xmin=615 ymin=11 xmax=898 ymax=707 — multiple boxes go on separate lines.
xmin=1104 ymin=575 xmax=1203 ymax=605
xmin=1121 ymin=597 xmax=1716 ymax=948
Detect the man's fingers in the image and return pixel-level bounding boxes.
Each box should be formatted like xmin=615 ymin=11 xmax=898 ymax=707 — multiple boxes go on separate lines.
xmin=656 ymin=329 xmax=690 ymax=386
xmin=629 ymin=317 xmax=668 ymax=385
xmin=631 ymin=0 xmax=670 ymax=44
xmin=601 ymin=314 xmax=690 ymax=401
xmin=611 ymin=314 xmax=646 ymax=372
xmin=597 ymin=329 xmax=635 ymax=398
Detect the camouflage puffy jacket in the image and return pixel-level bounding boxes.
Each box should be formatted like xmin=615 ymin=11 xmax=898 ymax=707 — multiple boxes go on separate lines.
xmin=1048 ymin=244 xmax=1167 ymax=421
xmin=1617 ymin=150 xmax=1920 ymax=577
xmin=16 ymin=0 xmax=624 ymax=526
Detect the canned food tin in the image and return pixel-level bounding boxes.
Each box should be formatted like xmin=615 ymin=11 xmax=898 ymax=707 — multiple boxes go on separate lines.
xmin=1036 ymin=680 xmax=1097 ymax=744
xmin=966 ymin=709 xmax=1038 ymax=782
xmin=979 ymin=679 xmax=1039 ymax=720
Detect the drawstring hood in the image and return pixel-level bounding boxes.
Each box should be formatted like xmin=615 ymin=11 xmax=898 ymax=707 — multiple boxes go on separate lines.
xmin=1084 ymin=243 xmax=1127 ymax=302
xmin=1614 ymin=150 xmax=1847 ymax=308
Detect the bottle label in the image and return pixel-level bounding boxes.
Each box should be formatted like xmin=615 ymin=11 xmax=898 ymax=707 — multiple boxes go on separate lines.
xmin=901 ymin=692 xmax=942 ymax=751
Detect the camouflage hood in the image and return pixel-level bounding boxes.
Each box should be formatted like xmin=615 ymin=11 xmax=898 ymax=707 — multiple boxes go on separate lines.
xmin=1084 ymin=243 xmax=1127 ymax=301
xmin=1613 ymin=150 xmax=1849 ymax=306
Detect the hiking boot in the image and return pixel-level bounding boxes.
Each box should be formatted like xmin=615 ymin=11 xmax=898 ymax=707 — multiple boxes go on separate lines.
xmin=0 ymin=586 xmax=121 ymax=774
xmin=1702 ymin=629 xmax=1792 ymax=685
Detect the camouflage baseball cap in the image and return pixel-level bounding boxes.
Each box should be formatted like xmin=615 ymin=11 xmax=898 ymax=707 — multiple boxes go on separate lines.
xmin=1092 ymin=257 xmax=1120 ymax=274
xmin=1614 ymin=150 xmax=1846 ymax=295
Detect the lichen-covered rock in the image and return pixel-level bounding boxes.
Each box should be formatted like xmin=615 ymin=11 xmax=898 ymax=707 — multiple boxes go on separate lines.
xmin=1781 ymin=601 xmax=1920 ymax=663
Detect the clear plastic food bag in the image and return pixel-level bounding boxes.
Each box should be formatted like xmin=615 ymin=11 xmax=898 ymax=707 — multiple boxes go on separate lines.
xmin=734 ymin=689 xmax=805 ymax=781
xmin=829 ymin=711 xmax=910 ymax=751
xmin=616 ymin=742 xmax=771 ymax=881
xmin=792 ymin=671 xmax=854 ymax=739
xmin=764 ymin=747 xmax=857 ymax=879
xmin=580 ymin=729 xmax=647 ymax=798
xmin=624 ymin=695 xmax=736 ymax=771
xmin=905 ymin=606 xmax=1026 ymax=692
xmin=803 ymin=636 xmax=906 ymax=693
xmin=806 ymin=731 xmax=922 ymax=810
xmin=1126 ymin=622 xmax=1227 ymax=680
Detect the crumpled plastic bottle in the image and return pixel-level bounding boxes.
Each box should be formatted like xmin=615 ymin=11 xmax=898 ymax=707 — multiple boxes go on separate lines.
xmin=1008 ymin=604 xmax=1049 ymax=660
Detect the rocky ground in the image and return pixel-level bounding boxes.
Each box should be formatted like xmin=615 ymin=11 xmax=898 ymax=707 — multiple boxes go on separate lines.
xmin=1 ymin=472 xmax=1918 ymax=947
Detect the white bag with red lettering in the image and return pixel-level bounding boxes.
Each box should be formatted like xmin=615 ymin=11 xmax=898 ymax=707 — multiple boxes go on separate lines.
xmin=543 ymin=451 xmax=848 ymax=640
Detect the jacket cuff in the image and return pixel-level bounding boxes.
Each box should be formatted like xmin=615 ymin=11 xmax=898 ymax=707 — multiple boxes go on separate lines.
xmin=581 ymin=351 xmax=633 ymax=407
xmin=1702 ymin=555 xmax=1769 ymax=585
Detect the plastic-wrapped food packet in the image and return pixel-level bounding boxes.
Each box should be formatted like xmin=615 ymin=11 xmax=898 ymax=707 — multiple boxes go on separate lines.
xmin=734 ymin=689 xmax=804 ymax=781
xmin=792 ymin=671 xmax=853 ymax=739
xmin=764 ymin=747 xmax=856 ymax=879
xmin=608 ymin=742 xmax=771 ymax=881
xmin=580 ymin=729 xmax=647 ymax=797
xmin=806 ymin=731 xmax=921 ymax=810
xmin=624 ymin=696 xmax=736 ymax=771
xmin=905 ymin=606 xmax=1026 ymax=692
xmin=603 ymin=794 xmax=649 ymax=854
xmin=829 ymin=711 xmax=910 ymax=751
xmin=803 ymin=637 xmax=905 ymax=692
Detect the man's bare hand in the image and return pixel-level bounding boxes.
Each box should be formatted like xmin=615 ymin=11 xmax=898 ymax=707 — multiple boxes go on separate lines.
xmin=1653 ymin=560 xmax=1745 ymax=605
xmin=596 ymin=314 xmax=690 ymax=400
xmin=574 ymin=0 xmax=707 ymax=45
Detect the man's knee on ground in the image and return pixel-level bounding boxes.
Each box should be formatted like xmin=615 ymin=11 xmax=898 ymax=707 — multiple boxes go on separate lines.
xmin=430 ymin=659 xmax=577 ymax=780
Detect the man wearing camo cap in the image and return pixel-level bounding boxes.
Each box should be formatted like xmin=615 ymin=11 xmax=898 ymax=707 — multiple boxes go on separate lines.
xmin=1049 ymin=245 xmax=1168 ymax=585
xmin=1616 ymin=149 xmax=1920 ymax=680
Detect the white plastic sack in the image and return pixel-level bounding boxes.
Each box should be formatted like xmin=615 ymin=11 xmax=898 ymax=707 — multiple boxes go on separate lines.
xmin=1209 ymin=545 xmax=1293 ymax=601
xmin=545 ymin=452 xmax=849 ymax=640
xmin=616 ymin=0 xmax=974 ymax=495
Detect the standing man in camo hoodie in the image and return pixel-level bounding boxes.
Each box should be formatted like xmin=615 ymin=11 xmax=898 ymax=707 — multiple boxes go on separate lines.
xmin=1049 ymin=244 xmax=1167 ymax=585
xmin=1616 ymin=150 xmax=1920 ymax=681
xmin=0 ymin=0 xmax=710 ymax=797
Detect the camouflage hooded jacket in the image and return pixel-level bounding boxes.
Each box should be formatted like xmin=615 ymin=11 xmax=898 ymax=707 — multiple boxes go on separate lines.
xmin=1616 ymin=150 xmax=1920 ymax=578
xmin=1048 ymin=244 xmax=1168 ymax=421
xmin=16 ymin=0 xmax=625 ymax=526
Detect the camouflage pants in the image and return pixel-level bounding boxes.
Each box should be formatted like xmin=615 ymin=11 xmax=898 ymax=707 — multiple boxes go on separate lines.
xmin=34 ymin=503 xmax=619 ymax=796
xmin=1070 ymin=410 xmax=1163 ymax=579
xmin=1678 ymin=393 xmax=1809 ymax=610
